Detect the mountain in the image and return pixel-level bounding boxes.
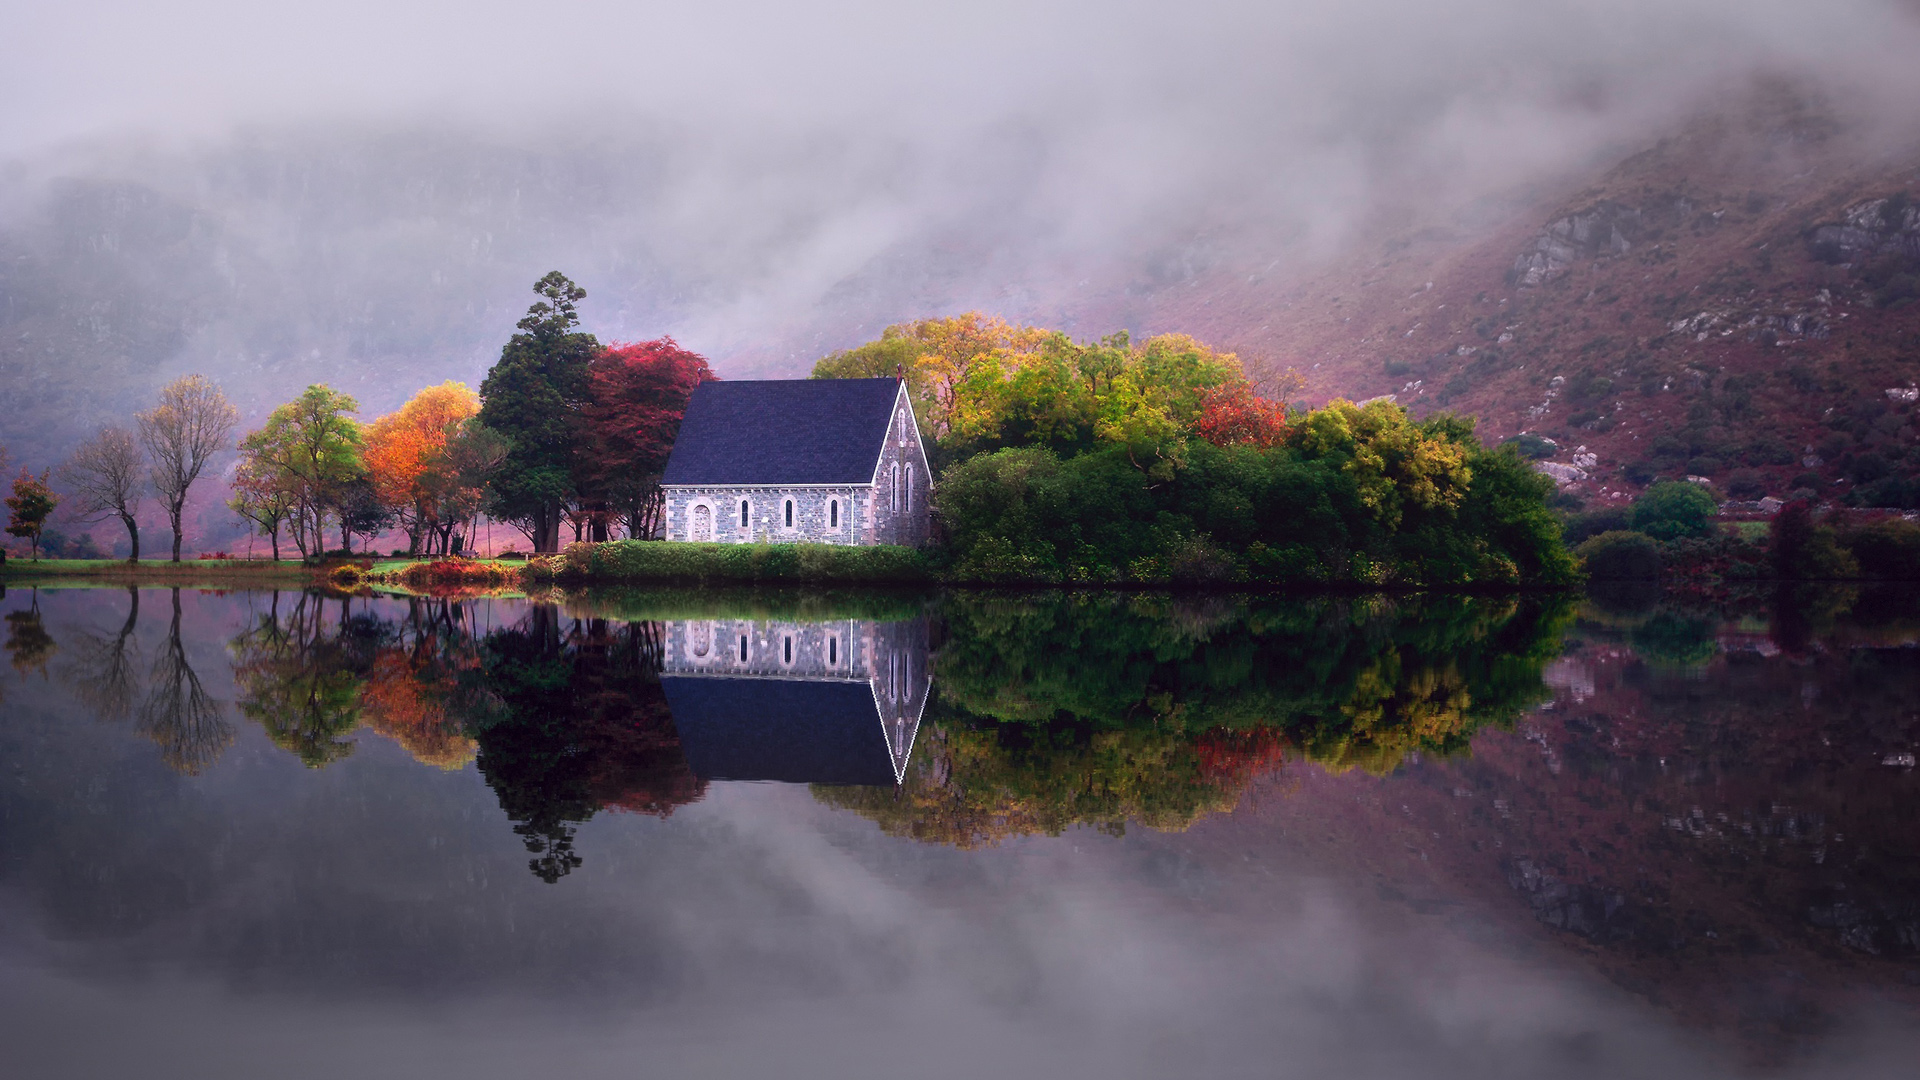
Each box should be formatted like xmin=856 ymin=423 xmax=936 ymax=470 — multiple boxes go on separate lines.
xmin=1107 ymin=86 xmax=1920 ymax=508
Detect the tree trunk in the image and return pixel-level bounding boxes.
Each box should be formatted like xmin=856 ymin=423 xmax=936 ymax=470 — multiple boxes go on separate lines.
xmin=121 ymin=510 xmax=140 ymax=563
xmin=339 ymin=518 xmax=351 ymax=554
xmin=269 ymin=526 xmax=281 ymax=562
xmin=169 ymin=497 xmax=184 ymax=561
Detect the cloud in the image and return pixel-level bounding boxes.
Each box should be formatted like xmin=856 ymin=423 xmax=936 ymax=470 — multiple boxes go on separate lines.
xmin=2 ymin=0 xmax=1919 ymax=461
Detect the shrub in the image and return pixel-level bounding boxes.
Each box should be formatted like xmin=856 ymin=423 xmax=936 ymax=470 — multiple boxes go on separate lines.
xmin=1500 ymin=433 xmax=1557 ymax=460
xmin=1575 ymin=531 xmax=1662 ymax=579
xmin=1770 ymin=500 xmax=1858 ymax=579
xmin=1839 ymin=519 xmax=1920 ymax=579
xmin=524 ymin=540 xmax=936 ymax=585
xmin=396 ymin=558 xmax=519 ymax=588
xmin=1723 ymin=468 xmax=1765 ymax=499
xmin=1563 ymin=507 xmax=1631 ymax=545
xmin=1631 ymin=481 xmax=1718 ymax=540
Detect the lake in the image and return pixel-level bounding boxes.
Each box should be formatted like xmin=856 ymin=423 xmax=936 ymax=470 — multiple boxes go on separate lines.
xmin=1 ymin=582 xmax=1916 ymax=1078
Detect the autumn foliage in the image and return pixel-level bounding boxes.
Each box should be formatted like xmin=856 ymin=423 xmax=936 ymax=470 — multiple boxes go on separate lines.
xmin=363 ymin=382 xmax=481 ymax=554
xmin=577 ymin=338 xmax=717 ymax=540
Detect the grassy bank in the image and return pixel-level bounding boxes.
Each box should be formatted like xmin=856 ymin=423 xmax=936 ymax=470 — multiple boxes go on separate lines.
xmin=524 ymin=541 xmax=937 ymax=585
xmin=0 ymin=557 xmax=316 ymax=585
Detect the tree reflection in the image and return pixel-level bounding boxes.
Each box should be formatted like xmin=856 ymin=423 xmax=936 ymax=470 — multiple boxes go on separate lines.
xmin=5 ymin=588 xmax=57 ymax=680
xmin=230 ymin=591 xmax=378 ymax=767
xmin=356 ymin=596 xmax=482 ymax=770
xmin=64 ymin=587 xmax=142 ymax=721
xmin=137 ymin=588 xmax=233 ymax=775
xmin=461 ymin=608 xmax=703 ymax=882
xmin=819 ymin=593 xmax=1570 ymax=847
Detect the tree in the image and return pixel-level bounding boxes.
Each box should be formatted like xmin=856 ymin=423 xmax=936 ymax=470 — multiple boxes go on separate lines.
xmin=228 ymin=453 xmax=295 ymax=561
xmin=136 ymin=375 xmax=238 ymax=561
xmin=138 ymin=588 xmax=233 ymax=774
xmin=1630 ymin=480 xmax=1719 ymax=541
xmin=6 ymin=469 xmax=60 ymax=561
xmin=60 ymin=426 xmax=147 ymax=562
xmin=478 ymin=272 xmax=599 ymax=552
xmin=1193 ymin=381 xmax=1294 ymax=449
xmin=236 ymin=386 xmax=365 ymax=559
xmin=578 ymin=338 xmax=717 ymax=541
xmin=364 ymin=382 xmax=482 ymax=554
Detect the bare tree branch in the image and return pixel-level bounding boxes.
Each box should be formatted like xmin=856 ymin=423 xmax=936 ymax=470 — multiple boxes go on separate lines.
xmin=60 ymin=426 xmax=147 ymax=562
xmin=137 ymin=375 xmax=238 ymax=562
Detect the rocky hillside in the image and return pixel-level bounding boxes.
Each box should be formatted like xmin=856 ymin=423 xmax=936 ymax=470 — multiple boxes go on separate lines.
xmin=1113 ymin=90 xmax=1920 ymax=509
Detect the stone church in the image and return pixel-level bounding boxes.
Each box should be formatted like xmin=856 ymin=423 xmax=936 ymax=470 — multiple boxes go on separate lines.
xmin=659 ymin=378 xmax=932 ymax=546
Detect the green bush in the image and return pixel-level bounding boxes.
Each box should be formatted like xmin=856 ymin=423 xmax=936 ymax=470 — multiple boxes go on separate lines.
xmin=1575 ymin=530 xmax=1663 ymax=579
xmin=1563 ymin=507 xmax=1631 ymax=545
xmin=1839 ymin=519 xmax=1920 ymax=579
xmin=934 ymin=433 xmax=1578 ymax=587
xmin=1630 ymin=481 xmax=1719 ymax=541
xmin=526 ymin=540 xmax=936 ymax=584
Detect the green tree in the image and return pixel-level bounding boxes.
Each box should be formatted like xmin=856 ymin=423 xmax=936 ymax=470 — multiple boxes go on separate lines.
xmin=1630 ymin=481 xmax=1719 ymax=541
xmin=478 ymin=272 xmax=599 ymax=552
xmin=136 ymin=375 xmax=239 ymax=561
xmin=5 ymin=469 xmax=60 ymax=561
xmin=236 ymin=386 xmax=365 ymax=559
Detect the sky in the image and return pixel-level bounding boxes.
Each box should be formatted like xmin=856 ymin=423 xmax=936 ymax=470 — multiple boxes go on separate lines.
xmin=3 ymin=0 xmax=1920 ymax=458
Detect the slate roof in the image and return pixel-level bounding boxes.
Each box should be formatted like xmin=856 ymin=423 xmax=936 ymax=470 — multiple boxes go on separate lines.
xmin=661 ymin=378 xmax=902 ymax=486
xmin=661 ymin=677 xmax=897 ymax=786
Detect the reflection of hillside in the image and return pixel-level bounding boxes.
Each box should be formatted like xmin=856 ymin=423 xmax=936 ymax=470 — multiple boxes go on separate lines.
xmin=820 ymin=594 xmax=1570 ymax=847
xmin=1256 ymin=594 xmax=1920 ymax=1059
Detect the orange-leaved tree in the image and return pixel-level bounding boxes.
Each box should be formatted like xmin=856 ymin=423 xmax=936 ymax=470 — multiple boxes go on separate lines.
xmin=364 ymin=382 xmax=480 ymax=555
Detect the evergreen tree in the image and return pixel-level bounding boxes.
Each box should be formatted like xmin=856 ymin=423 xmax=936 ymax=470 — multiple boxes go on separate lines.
xmin=478 ymin=272 xmax=599 ymax=552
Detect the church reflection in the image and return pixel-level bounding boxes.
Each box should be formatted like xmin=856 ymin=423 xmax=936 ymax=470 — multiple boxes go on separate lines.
xmin=660 ymin=617 xmax=930 ymax=786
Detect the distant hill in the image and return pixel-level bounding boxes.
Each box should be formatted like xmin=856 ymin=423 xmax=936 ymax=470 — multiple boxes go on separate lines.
xmin=1104 ymin=87 xmax=1920 ymax=508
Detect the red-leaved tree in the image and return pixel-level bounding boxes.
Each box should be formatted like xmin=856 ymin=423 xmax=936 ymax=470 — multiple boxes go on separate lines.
xmin=577 ymin=339 xmax=717 ymax=540
xmin=1192 ymin=382 xmax=1291 ymax=449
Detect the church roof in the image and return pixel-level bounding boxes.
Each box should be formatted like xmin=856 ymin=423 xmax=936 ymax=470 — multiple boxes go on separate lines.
xmin=661 ymin=378 xmax=903 ymax=486
xmin=661 ymin=677 xmax=900 ymax=786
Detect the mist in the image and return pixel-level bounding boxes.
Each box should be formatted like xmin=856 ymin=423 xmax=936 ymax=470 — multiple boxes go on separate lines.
xmin=5 ymin=0 xmax=1920 ymax=463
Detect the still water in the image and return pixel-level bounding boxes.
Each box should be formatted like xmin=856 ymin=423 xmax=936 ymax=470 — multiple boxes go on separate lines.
xmin=1 ymin=583 xmax=1916 ymax=1078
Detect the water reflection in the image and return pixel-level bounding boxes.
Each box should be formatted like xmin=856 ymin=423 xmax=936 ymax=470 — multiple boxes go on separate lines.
xmin=5 ymin=583 xmax=1919 ymax=1070
xmin=662 ymin=616 xmax=929 ymax=784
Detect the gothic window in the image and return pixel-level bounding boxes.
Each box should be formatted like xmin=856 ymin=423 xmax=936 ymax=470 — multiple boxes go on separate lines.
xmin=738 ymin=634 xmax=749 ymax=663
xmin=904 ymin=463 xmax=912 ymax=513
xmin=829 ymin=498 xmax=839 ymax=528
xmin=739 ymin=500 xmax=750 ymax=530
xmin=782 ymin=635 xmax=794 ymax=664
xmin=827 ymin=634 xmax=839 ymax=666
xmin=783 ymin=497 xmax=795 ymax=529
xmin=691 ymin=503 xmax=712 ymax=542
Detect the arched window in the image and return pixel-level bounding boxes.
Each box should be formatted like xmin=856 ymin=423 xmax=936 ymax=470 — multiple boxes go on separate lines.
xmin=738 ymin=634 xmax=749 ymax=663
xmin=827 ymin=634 xmax=838 ymax=666
xmin=891 ymin=463 xmax=901 ymax=512
xmin=691 ymin=504 xmax=712 ymax=542
xmin=692 ymin=622 xmax=711 ymax=658
xmin=783 ymin=497 xmax=795 ymax=529
xmin=904 ymin=463 xmax=912 ymax=512
xmin=782 ymin=635 xmax=793 ymax=664
xmin=739 ymin=500 xmax=750 ymax=530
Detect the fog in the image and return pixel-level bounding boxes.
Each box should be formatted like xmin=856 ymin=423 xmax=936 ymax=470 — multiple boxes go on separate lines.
xmin=4 ymin=0 xmax=1920 ymax=462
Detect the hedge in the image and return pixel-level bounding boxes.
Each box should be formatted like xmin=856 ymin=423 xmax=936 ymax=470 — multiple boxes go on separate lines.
xmin=524 ymin=540 xmax=937 ymax=585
